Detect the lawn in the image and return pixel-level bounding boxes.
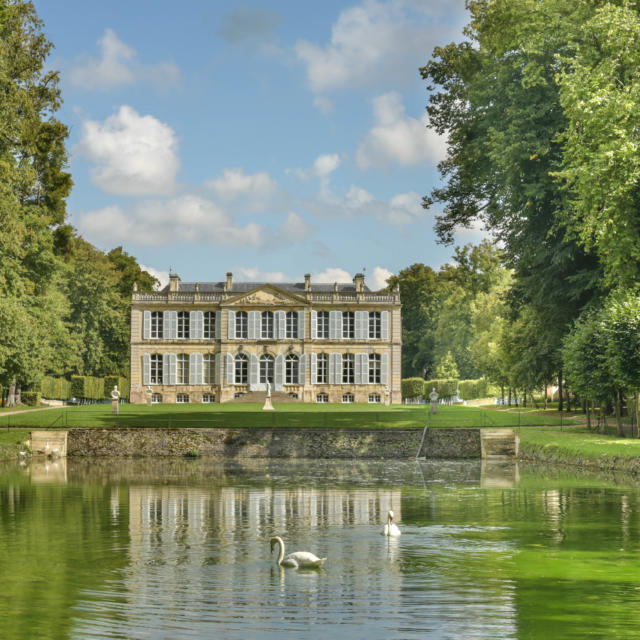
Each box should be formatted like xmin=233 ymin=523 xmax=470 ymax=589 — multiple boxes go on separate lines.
xmin=0 ymin=403 xmax=572 ymax=429
xmin=0 ymin=429 xmax=30 ymax=460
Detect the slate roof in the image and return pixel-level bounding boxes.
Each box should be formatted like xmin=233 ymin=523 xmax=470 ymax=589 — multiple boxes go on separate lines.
xmin=160 ymin=281 xmax=372 ymax=293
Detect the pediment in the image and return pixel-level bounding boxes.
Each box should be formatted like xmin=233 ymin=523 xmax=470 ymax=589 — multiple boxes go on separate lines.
xmin=226 ymin=285 xmax=307 ymax=307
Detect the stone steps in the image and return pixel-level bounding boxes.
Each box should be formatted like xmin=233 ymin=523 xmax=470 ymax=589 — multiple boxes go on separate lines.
xmin=480 ymin=429 xmax=519 ymax=458
xmin=230 ymin=391 xmax=301 ymax=403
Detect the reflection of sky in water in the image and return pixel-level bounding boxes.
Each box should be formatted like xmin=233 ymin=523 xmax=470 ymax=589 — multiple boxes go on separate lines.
xmin=68 ymin=462 xmax=518 ymax=640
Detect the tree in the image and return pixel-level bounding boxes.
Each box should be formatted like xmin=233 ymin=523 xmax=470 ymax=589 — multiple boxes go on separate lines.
xmin=0 ymin=1 xmax=73 ymax=402
xmin=434 ymin=351 xmax=459 ymax=379
xmin=107 ymin=247 xmax=158 ymax=298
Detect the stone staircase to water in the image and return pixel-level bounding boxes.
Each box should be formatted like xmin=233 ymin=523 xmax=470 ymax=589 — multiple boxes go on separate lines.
xmin=480 ymin=429 xmax=519 ymax=458
xmin=230 ymin=391 xmax=302 ymax=403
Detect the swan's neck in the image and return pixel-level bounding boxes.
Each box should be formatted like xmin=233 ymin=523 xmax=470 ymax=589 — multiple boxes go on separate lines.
xmin=274 ymin=536 xmax=285 ymax=565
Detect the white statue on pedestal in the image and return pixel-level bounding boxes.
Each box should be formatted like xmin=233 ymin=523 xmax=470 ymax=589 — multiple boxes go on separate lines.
xmin=111 ymin=385 xmax=121 ymax=415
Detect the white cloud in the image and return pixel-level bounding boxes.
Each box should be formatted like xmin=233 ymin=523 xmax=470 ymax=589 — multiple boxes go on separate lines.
xmin=290 ymin=153 xmax=341 ymax=189
xmin=77 ymin=106 xmax=180 ymax=196
xmin=369 ymin=266 xmax=393 ymax=290
xmin=69 ymin=28 xmax=180 ymax=90
xmin=313 ymin=96 xmax=334 ymax=114
xmin=312 ymin=267 xmax=352 ymax=283
xmin=234 ymin=267 xmax=290 ymax=282
xmin=303 ymin=185 xmax=425 ymax=226
xmin=356 ymin=92 xmax=446 ymax=169
xmin=205 ymin=167 xmax=278 ymax=206
xmin=139 ymin=264 xmax=170 ymax=290
xmin=294 ymin=0 xmax=467 ymax=94
xmin=282 ymin=211 xmax=313 ymax=240
xmin=77 ymin=194 xmax=264 ymax=247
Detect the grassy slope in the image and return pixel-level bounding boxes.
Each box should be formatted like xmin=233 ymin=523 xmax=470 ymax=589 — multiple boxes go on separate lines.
xmin=0 ymin=429 xmax=30 ymax=460
xmin=0 ymin=403 xmax=569 ymax=429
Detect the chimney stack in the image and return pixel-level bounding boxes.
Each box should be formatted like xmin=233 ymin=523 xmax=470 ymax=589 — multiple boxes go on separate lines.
xmin=169 ymin=273 xmax=180 ymax=292
xmin=225 ymin=272 xmax=233 ymax=291
xmin=354 ymin=272 xmax=365 ymax=293
xmin=304 ymin=273 xmax=311 ymax=291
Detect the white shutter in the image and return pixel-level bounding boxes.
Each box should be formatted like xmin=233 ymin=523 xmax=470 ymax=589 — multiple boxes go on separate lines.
xmin=164 ymin=311 xmax=177 ymax=340
xmin=361 ymin=353 xmax=369 ymax=384
xmin=275 ymin=354 xmax=284 ymax=390
xmin=143 ymin=353 xmax=151 ymax=385
xmin=276 ymin=311 xmax=286 ymax=338
xmin=214 ymin=311 xmax=221 ymax=339
xmin=355 ymin=311 xmax=366 ymax=340
xmin=190 ymin=311 xmax=204 ymax=340
xmin=249 ymin=311 xmax=260 ymax=339
xmin=189 ymin=353 xmax=203 ymax=385
xmin=311 ymin=352 xmax=318 ymax=384
xmin=311 ymin=310 xmax=317 ymax=339
xmin=163 ymin=353 xmax=176 ymax=385
xmin=355 ymin=352 xmax=362 ymax=384
xmin=228 ymin=311 xmax=236 ymax=339
xmin=226 ymin=353 xmax=234 ymax=384
xmin=143 ymin=311 xmax=151 ymax=340
xmin=299 ymin=354 xmax=307 ymax=385
xmin=381 ymin=353 xmax=389 ymax=385
xmin=329 ymin=353 xmax=342 ymax=384
xmin=249 ymin=354 xmax=259 ymax=390
xmin=381 ymin=311 xmax=389 ymax=340
xmin=330 ymin=311 xmax=342 ymax=340
xmin=298 ymin=311 xmax=305 ymax=339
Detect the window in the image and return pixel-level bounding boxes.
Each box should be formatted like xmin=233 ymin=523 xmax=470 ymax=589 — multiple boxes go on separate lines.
xmin=150 ymin=354 xmax=163 ymax=384
xmin=342 ymin=353 xmax=355 ymax=384
xmin=316 ymin=393 xmax=329 ymax=403
xmin=343 ymin=312 xmax=355 ymax=339
xmin=261 ymin=311 xmax=274 ymax=338
xmin=286 ymin=311 xmax=298 ymax=339
xmin=204 ymin=354 xmax=215 ymax=384
xmin=236 ymin=311 xmax=248 ymax=339
xmin=177 ymin=312 xmax=190 ymax=339
xmin=235 ymin=353 xmax=248 ymax=384
xmin=369 ymin=353 xmax=381 ymax=384
xmin=317 ymin=353 xmax=328 ymax=384
xmin=176 ymin=393 xmax=189 ymax=403
xmin=204 ymin=312 xmax=216 ymax=339
xmin=260 ymin=354 xmax=274 ymax=384
xmin=368 ymin=394 xmax=381 ymax=403
xmin=369 ymin=312 xmax=381 ymax=339
xmin=285 ymin=354 xmax=299 ymax=384
xmin=342 ymin=393 xmax=354 ymax=403
xmin=151 ymin=393 xmax=162 ymax=404
xmin=150 ymin=312 xmax=163 ymax=339
xmin=202 ymin=393 xmax=215 ymax=403
xmin=177 ymin=354 xmax=189 ymax=384
xmin=317 ymin=311 xmax=329 ymax=339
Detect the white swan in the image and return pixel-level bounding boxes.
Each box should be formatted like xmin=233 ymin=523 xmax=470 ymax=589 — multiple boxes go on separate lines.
xmin=383 ymin=510 xmax=401 ymax=537
xmin=270 ymin=536 xmax=326 ymax=569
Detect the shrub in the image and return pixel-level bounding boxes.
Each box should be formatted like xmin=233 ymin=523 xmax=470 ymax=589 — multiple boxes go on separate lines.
xmin=41 ymin=377 xmax=72 ymax=400
xmin=71 ymin=376 xmax=104 ymax=400
xmin=402 ymin=377 xmax=426 ymax=399
xmin=424 ymin=379 xmax=459 ymax=399
xmin=104 ymin=376 xmax=130 ymax=400
xmin=21 ymin=391 xmax=41 ymax=406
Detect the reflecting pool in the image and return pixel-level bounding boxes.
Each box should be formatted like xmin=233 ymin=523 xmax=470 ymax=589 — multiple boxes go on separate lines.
xmin=1 ymin=457 xmax=640 ymax=639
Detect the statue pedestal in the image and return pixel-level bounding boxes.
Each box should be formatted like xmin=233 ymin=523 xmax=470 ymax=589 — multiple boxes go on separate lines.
xmin=111 ymin=399 xmax=119 ymax=415
xmin=263 ymin=397 xmax=274 ymax=411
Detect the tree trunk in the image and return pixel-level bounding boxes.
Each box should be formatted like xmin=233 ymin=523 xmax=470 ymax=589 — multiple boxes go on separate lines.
xmin=600 ymin=404 xmax=606 ymax=434
xmin=6 ymin=380 xmax=16 ymax=407
xmin=530 ymin=390 xmax=539 ymax=409
xmin=586 ymin=401 xmax=591 ymax=431
xmin=501 ymin=384 xmax=505 ymax=406
xmin=508 ymin=387 xmax=512 ymax=407
xmin=544 ymin=384 xmax=548 ymax=410
xmin=514 ymin=388 xmax=519 ymax=407
xmin=614 ymin=394 xmax=624 ymax=437
xmin=636 ymin=392 xmax=640 ymax=439
xmin=558 ymin=370 xmax=564 ymax=412
xmin=523 ymin=388 xmax=527 ymax=408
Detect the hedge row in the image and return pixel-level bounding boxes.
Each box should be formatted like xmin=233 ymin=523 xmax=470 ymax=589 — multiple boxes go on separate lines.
xmin=21 ymin=391 xmax=41 ymax=406
xmin=458 ymin=378 xmax=500 ymax=400
xmin=104 ymin=376 xmax=129 ymax=399
xmin=41 ymin=376 xmax=73 ymax=400
xmin=401 ymin=378 xmax=459 ymax=399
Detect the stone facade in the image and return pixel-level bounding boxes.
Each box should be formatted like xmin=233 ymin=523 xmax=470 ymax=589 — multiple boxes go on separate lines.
xmin=130 ymin=272 xmax=402 ymax=404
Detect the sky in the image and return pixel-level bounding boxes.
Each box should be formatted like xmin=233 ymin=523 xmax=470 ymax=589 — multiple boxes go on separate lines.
xmin=34 ymin=0 xmax=477 ymax=290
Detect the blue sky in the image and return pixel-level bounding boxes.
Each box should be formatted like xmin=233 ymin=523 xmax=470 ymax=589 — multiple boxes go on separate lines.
xmin=34 ymin=0 xmax=477 ymax=290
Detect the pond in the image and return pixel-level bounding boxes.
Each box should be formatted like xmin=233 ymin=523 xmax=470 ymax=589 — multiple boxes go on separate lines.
xmin=1 ymin=457 xmax=640 ymax=639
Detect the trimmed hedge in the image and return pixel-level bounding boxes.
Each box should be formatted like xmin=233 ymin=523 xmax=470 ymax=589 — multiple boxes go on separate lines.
xmin=104 ymin=376 xmax=129 ymax=400
xmin=402 ymin=377 xmax=426 ymax=399
xmin=424 ymin=379 xmax=459 ymax=399
xmin=21 ymin=391 xmax=41 ymax=406
xmin=71 ymin=375 xmax=105 ymax=400
xmin=41 ymin=376 xmax=72 ymax=400
xmin=458 ymin=378 xmax=500 ymax=400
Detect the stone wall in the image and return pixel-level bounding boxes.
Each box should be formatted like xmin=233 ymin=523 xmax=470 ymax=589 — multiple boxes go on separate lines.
xmin=66 ymin=427 xmax=484 ymax=459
